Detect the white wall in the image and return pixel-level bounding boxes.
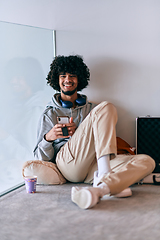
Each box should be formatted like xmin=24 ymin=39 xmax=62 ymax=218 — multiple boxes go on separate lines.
xmin=1 ymin=0 xmax=160 ymax=146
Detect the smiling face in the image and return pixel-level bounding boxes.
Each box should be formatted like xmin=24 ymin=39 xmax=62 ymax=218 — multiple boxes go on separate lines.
xmin=59 ymin=73 xmax=78 ymax=96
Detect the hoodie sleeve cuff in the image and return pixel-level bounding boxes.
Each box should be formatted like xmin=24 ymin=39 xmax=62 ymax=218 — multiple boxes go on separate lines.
xmin=39 ymin=136 xmax=53 ymax=150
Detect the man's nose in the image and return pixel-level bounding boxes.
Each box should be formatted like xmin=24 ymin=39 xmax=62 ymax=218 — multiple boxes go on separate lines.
xmin=65 ymin=75 xmax=71 ymax=81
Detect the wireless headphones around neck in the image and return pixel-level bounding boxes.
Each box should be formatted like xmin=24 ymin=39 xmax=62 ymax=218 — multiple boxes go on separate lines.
xmin=59 ymin=95 xmax=86 ymax=108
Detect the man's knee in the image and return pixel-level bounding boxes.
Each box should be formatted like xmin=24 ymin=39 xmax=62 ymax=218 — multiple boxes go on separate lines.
xmin=141 ymin=154 xmax=155 ymax=172
xmin=92 ymin=101 xmax=117 ymax=119
xmin=133 ymin=154 xmax=155 ymax=173
xmin=95 ymin=101 xmax=113 ymax=110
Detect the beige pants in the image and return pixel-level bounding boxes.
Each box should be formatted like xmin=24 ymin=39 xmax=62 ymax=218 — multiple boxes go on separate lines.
xmin=56 ymin=101 xmax=155 ymax=195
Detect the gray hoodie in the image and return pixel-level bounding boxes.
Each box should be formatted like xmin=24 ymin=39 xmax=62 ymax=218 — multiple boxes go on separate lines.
xmin=33 ymin=93 xmax=97 ymax=163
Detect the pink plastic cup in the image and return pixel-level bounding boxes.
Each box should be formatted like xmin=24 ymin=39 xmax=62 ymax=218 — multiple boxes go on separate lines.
xmin=24 ymin=176 xmax=37 ymax=193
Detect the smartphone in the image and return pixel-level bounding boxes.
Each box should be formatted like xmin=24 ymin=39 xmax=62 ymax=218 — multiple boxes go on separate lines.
xmin=57 ymin=116 xmax=69 ymax=124
xmin=57 ymin=116 xmax=69 ymax=136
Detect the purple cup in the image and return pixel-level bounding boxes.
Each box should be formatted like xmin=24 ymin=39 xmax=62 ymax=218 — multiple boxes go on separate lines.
xmin=24 ymin=176 xmax=37 ymax=193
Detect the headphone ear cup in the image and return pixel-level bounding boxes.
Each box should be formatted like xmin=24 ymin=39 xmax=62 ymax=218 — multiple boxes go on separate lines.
xmin=59 ymin=96 xmax=73 ymax=108
xmin=76 ymin=97 xmax=86 ymax=106
xmin=58 ymin=95 xmax=86 ymax=108
xmin=61 ymin=101 xmax=73 ymax=108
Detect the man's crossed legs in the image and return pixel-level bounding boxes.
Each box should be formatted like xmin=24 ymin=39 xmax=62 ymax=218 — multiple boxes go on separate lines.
xmin=56 ymin=101 xmax=155 ymax=209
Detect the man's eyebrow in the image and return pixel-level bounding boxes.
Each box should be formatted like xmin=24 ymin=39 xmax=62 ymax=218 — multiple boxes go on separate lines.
xmin=59 ymin=74 xmax=66 ymax=76
xmin=59 ymin=73 xmax=76 ymax=76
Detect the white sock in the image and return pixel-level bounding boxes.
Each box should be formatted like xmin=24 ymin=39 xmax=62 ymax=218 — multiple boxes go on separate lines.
xmin=97 ymin=154 xmax=111 ymax=177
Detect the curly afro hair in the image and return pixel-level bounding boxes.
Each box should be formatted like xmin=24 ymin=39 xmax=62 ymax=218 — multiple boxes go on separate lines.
xmin=46 ymin=55 xmax=90 ymax=91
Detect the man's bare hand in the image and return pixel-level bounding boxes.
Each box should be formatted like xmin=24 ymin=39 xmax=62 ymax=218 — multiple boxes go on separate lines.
xmin=66 ymin=117 xmax=76 ymax=136
xmin=45 ymin=117 xmax=76 ymax=141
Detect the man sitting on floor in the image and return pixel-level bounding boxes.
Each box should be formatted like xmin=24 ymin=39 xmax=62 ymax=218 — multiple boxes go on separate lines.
xmin=34 ymin=55 xmax=155 ymax=209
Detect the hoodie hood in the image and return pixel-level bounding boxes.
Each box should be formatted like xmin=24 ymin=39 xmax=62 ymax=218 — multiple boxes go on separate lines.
xmin=47 ymin=93 xmax=88 ymax=110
